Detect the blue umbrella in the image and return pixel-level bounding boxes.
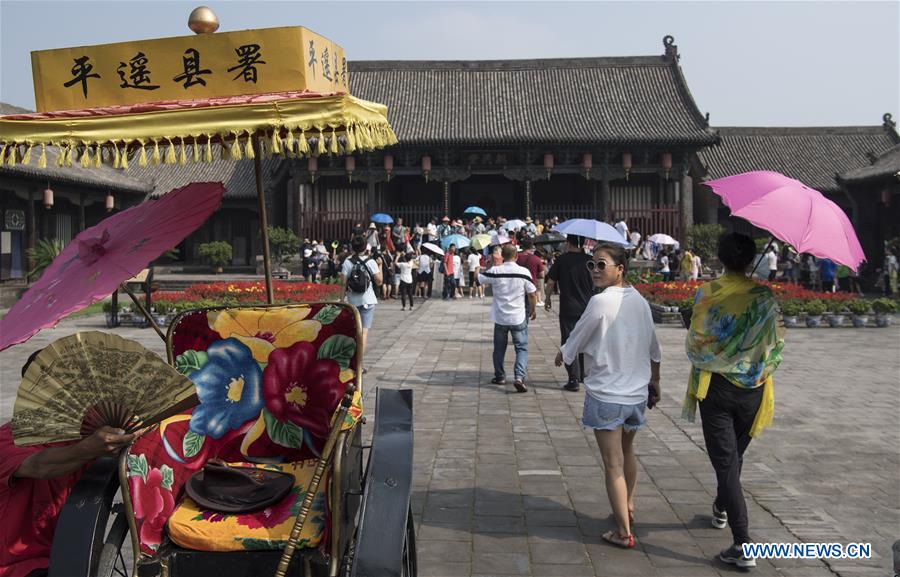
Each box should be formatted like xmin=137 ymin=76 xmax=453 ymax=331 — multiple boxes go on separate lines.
xmin=463 ymin=206 xmax=487 ymax=217
xmin=441 ymin=234 xmax=471 ymax=250
xmin=554 ymin=219 xmax=629 ymax=246
xmin=371 ymin=213 xmax=393 ymax=224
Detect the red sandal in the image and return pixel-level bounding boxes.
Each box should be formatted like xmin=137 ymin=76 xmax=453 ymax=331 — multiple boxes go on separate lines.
xmin=602 ymin=530 xmax=635 ymax=549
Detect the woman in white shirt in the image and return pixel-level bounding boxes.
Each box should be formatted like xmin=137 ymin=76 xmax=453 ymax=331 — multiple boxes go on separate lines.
xmin=467 ymin=248 xmax=483 ymax=298
xmin=555 ymin=242 xmax=661 ymax=550
xmin=396 ymin=254 xmax=415 ymax=311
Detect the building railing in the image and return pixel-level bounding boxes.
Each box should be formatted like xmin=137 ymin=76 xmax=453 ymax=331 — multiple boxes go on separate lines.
xmin=533 ymin=205 xmax=596 ymax=220
xmin=383 ymin=206 xmax=442 ymax=227
xmin=296 ymin=209 xmax=367 ymax=243
xmin=610 ymin=207 xmax=681 ymax=241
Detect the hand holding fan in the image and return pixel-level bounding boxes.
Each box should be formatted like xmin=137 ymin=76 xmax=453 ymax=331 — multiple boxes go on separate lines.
xmin=11 ymin=331 xmax=198 ymax=446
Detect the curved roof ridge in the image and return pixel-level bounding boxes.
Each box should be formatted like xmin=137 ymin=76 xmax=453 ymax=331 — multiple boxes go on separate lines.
xmin=349 ymin=56 xmax=669 ymax=72
xmin=714 ymin=125 xmax=895 ymax=135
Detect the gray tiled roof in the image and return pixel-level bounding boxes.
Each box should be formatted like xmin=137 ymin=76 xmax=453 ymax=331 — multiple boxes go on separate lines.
xmin=698 ymin=126 xmax=900 ymax=192
xmin=0 ymin=146 xmax=153 ymax=194
xmin=138 ymin=158 xmax=280 ymax=199
xmin=349 ymin=56 xmax=717 ymax=147
xmin=839 ymin=142 xmax=900 ymax=184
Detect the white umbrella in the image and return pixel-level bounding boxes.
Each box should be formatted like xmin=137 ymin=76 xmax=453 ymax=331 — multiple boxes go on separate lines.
xmin=422 ymin=242 xmax=444 ymax=256
xmin=648 ymin=233 xmax=678 ymax=246
xmin=502 ymin=219 xmax=526 ymax=231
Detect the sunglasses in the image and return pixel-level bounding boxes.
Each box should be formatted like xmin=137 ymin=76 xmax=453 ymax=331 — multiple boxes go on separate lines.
xmin=585 ymin=259 xmax=619 ymax=272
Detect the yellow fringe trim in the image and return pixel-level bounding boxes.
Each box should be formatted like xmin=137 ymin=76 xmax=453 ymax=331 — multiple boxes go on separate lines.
xmin=285 ymin=129 xmax=295 ymax=155
xmin=94 ymin=145 xmax=102 ymax=168
xmin=21 ymin=144 xmax=33 ymax=166
xmin=139 ymin=143 xmax=149 ymax=167
xmin=180 ymin=139 xmax=187 ymax=165
xmin=192 ymin=140 xmax=200 ymax=163
xmin=0 ymin=144 xmax=7 ymax=165
xmin=6 ymin=145 xmax=16 ymax=166
xmin=329 ymin=127 xmax=339 ymax=155
xmin=316 ymin=129 xmax=326 ymax=156
xmin=165 ymin=138 xmax=177 ymax=164
xmin=112 ymin=143 xmax=121 ymax=168
xmin=230 ymin=132 xmax=242 ymax=160
xmin=38 ymin=144 xmax=47 ymax=169
xmin=120 ymin=143 xmax=129 ymax=169
xmin=244 ymin=133 xmax=255 ymax=159
xmin=298 ymin=130 xmax=309 ymax=156
xmin=271 ymin=130 xmax=283 ymax=155
xmin=66 ymin=144 xmax=75 ymax=166
xmin=151 ymin=139 xmax=161 ymax=165
xmin=204 ymin=136 xmax=213 ymax=162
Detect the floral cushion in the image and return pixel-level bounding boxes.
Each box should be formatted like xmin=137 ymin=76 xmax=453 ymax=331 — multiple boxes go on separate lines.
xmin=125 ymin=304 xmax=363 ymax=555
xmin=167 ymin=460 xmax=327 ymax=552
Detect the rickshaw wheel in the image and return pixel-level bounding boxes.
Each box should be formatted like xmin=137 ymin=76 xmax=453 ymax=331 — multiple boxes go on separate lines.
xmin=94 ymin=504 xmax=132 ymax=577
xmin=340 ymin=503 xmax=417 ymax=577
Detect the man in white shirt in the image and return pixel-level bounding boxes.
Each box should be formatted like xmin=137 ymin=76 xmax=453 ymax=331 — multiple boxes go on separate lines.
xmin=479 ymin=244 xmax=538 ymax=392
xmin=341 ymin=235 xmax=383 ymax=367
xmin=766 ymin=248 xmax=778 ymax=281
xmin=417 ymin=252 xmax=433 ymax=298
xmin=614 ymin=219 xmax=629 ymax=242
xmin=467 ymin=248 xmax=483 ymax=298
xmin=426 ymin=219 xmax=438 ymax=243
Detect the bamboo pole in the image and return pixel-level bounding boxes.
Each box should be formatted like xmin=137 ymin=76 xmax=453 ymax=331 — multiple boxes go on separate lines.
xmin=253 ymin=135 xmax=275 ymax=304
xmin=120 ymin=283 xmax=166 ymax=341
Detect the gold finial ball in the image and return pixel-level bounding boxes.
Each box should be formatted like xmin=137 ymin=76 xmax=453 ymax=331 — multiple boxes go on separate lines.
xmin=188 ymin=6 xmax=219 ymax=34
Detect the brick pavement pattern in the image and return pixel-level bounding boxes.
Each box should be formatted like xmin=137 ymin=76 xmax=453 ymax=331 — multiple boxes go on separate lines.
xmin=1 ymin=297 xmax=897 ymax=577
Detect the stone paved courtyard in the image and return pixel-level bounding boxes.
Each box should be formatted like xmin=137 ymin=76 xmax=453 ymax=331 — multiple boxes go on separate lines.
xmin=1 ymin=296 xmax=897 ymax=577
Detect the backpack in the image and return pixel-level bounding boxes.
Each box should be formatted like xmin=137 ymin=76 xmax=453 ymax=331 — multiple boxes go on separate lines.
xmin=347 ymin=256 xmax=372 ymax=294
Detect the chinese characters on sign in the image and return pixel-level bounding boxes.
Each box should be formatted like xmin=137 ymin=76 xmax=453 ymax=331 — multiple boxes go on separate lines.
xmin=34 ymin=26 xmax=349 ymax=111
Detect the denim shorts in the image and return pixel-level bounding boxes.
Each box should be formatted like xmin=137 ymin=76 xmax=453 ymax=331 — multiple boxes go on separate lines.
xmin=582 ymin=394 xmax=647 ymax=432
xmin=356 ymin=304 xmax=375 ymax=329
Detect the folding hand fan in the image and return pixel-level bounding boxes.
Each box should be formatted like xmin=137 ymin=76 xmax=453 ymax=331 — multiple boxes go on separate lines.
xmin=11 ymin=331 xmax=198 ymax=446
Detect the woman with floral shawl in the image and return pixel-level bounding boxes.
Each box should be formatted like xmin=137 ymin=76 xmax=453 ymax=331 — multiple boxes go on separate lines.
xmin=684 ymin=233 xmax=784 ymax=569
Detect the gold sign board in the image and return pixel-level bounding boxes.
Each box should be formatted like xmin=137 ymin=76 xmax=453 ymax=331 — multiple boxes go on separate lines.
xmin=31 ymin=26 xmax=348 ymax=112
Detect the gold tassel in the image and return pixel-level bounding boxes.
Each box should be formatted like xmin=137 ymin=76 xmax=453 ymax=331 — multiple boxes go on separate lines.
xmin=192 ymin=139 xmax=200 ymax=163
xmin=220 ymin=138 xmax=230 ymax=161
xmin=120 ymin=144 xmax=129 ymax=169
xmin=228 ymin=132 xmax=240 ymax=160
xmin=21 ymin=144 xmax=33 ymax=166
xmin=297 ymin=130 xmax=309 ymax=155
xmin=151 ymin=139 xmax=161 ymax=165
xmin=7 ymin=145 xmax=17 ymax=166
xmin=328 ymin=128 xmax=338 ymax=155
xmin=317 ymin=130 xmax=326 ymax=156
xmin=79 ymin=145 xmax=90 ymax=167
xmin=38 ymin=144 xmax=47 ymax=169
xmin=139 ymin=143 xmax=149 ymax=167
xmin=94 ymin=145 xmax=103 ymax=168
xmin=204 ymin=137 xmax=213 ymax=162
xmin=113 ymin=143 xmax=121 ymax=168
xmin=245 ymin=134 xmax=255 ymax=159
xmin=55 ymin=144 xmax=65 ymax=167
xmin=285 ymin=129 xmax=295 ymax=155
xmin=165 ymin=138 xmax=177 ymax=164
xmin=345 ymin=126 xmax=357 ymax=153
xmin=271 ymin=130 xmax=283 ymax=155
xmin=66 ymin=144 xmax=75 ymax=166
xmin=0 ymin=144 xmax=7 ymax=165
xmin=180 ymin=139 xmax=187 ymax=165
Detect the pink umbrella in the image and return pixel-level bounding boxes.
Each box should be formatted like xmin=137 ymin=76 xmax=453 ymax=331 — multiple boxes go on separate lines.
xmin=0 ymin=182 xmax=225 ymax=351
xmin=705 ymin=171 xmax=865 ymax=271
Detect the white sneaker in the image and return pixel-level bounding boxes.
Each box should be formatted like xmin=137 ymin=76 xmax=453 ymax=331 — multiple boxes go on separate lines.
xmin=536 ymin=301 xmax=544 ymax=307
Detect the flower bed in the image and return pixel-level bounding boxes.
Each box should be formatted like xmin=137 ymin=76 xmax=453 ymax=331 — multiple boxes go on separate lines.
xmin=634 ymin=280 xmax=858 ymax=308
xmin=154 ymin=281 xmax=344 ymax=313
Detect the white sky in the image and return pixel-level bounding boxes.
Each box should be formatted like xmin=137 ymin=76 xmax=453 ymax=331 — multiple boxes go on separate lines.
xmin=1 ymin=0 xmax=898 ymax=127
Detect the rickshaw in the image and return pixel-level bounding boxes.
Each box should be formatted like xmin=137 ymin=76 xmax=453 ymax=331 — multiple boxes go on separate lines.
xmin=46 ymin=302 xmax=416 ymax=577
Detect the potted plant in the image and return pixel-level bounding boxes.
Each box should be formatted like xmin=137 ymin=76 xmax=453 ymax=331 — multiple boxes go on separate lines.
xmin=780 ymin=300 xmax=802 ymax=328
xmin=152 ymin=301 xmax=174 ymax=327
xmin=198 ymin=241 xmax=233 ymax=273
xmin=804 ymin=299 xmax=826 ymax=327
xmin=872 ymin=298 xmax=897 ymax=327
xmin=845 ymin=299 xmax=871 ymax=328
xmin=103 ymin=300 xmax=121 ymax=327
xmin=825 ymin=300 xmax=847 ymax=327
xmin=678 ymin=297 xmax=694 ymax=328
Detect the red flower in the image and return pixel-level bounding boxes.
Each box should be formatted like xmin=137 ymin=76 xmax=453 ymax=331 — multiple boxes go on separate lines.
xmin=131 ymin=467 xmax=176 ymax=550
xmin=235 ymin=487 xmax=300 ymax=529
xmin=262 ymin=342 xmax=344 ymax=439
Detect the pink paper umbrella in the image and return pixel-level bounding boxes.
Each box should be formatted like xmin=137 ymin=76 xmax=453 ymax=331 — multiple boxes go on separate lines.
xmin=0 ymin=182 xmax=225 ymax=351
xmin=704 ymin=171 xmax=866 ymax=271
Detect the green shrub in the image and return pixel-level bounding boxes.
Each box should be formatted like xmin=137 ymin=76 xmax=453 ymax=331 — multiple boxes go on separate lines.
xmin=26 ymin=238 xmax=64 ymax=280
xmin=845 ymin=300 xmax=871 ymax=316
xmin=265 ymin=226 xmax=300 ymax=269
xmin=153 ymin=301 xmax=174 ymax=315
xmin=804 ymin=299 xmax=827 ymax=316
xmin=685 ymin=224 xmax=726 ymax=264
xmin=825 ymin=300 xmax=846 ymax=314
xmin=872 ymin=298 xmax=897 ymax=314
xmin=780 ymin=300 xmax=803 ymax=316
xmin=102 ymin=301 xmax=121 ymax=313
xmin=198 ymin=241 xmax=233 ymax=269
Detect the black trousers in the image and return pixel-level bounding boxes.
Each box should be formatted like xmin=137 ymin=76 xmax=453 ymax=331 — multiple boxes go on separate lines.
xmin=699 ymin=373 xmax=763 ymax=546
xmin=399 ymin=281 xmax=414 ymax=308
xmin=559 ymin=315 xmax=585 ymax=383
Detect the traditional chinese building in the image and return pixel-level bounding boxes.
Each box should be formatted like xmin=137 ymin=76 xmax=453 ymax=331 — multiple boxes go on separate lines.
xmin=695 ymin=114 xmax=900 ymax=265
xmin=0 ymin=102 xmax=153 ymax=282
xmin=271 ymin=36 xmax=718 ymax=242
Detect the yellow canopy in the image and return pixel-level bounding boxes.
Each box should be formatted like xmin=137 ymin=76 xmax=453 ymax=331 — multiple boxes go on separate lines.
xmin=0 ymin=93 xmax=397 ymax=170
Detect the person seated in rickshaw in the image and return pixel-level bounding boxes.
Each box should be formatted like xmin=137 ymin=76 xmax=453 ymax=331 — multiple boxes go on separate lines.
xmin=0 ymin=351 xmax=138 ymax=577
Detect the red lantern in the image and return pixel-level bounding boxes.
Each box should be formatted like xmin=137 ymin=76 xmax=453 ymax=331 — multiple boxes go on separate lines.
xmin=345 ymin=156 xmax=355 ymax=183
xmin=582 ymin=153 xmax=592 ymax=179
xmin=622 ymin=151 xmax=632 ymax=180
xmin=543 ymin=153 xmax=554 ymax=178
xmin=384 ymin=154 xmax=393 ymax=181
xmin=105 ymin=193 xmax=114 ymax=212
xmin=308 ymin=156 xmax=318 ymax=183
xmin=43 ymin=186 xmax=54 ymax=210
xmin=421 ymin=155 xmax=431 ymax=182
xmin=662 ymin=151 xmax=673 ymax=179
